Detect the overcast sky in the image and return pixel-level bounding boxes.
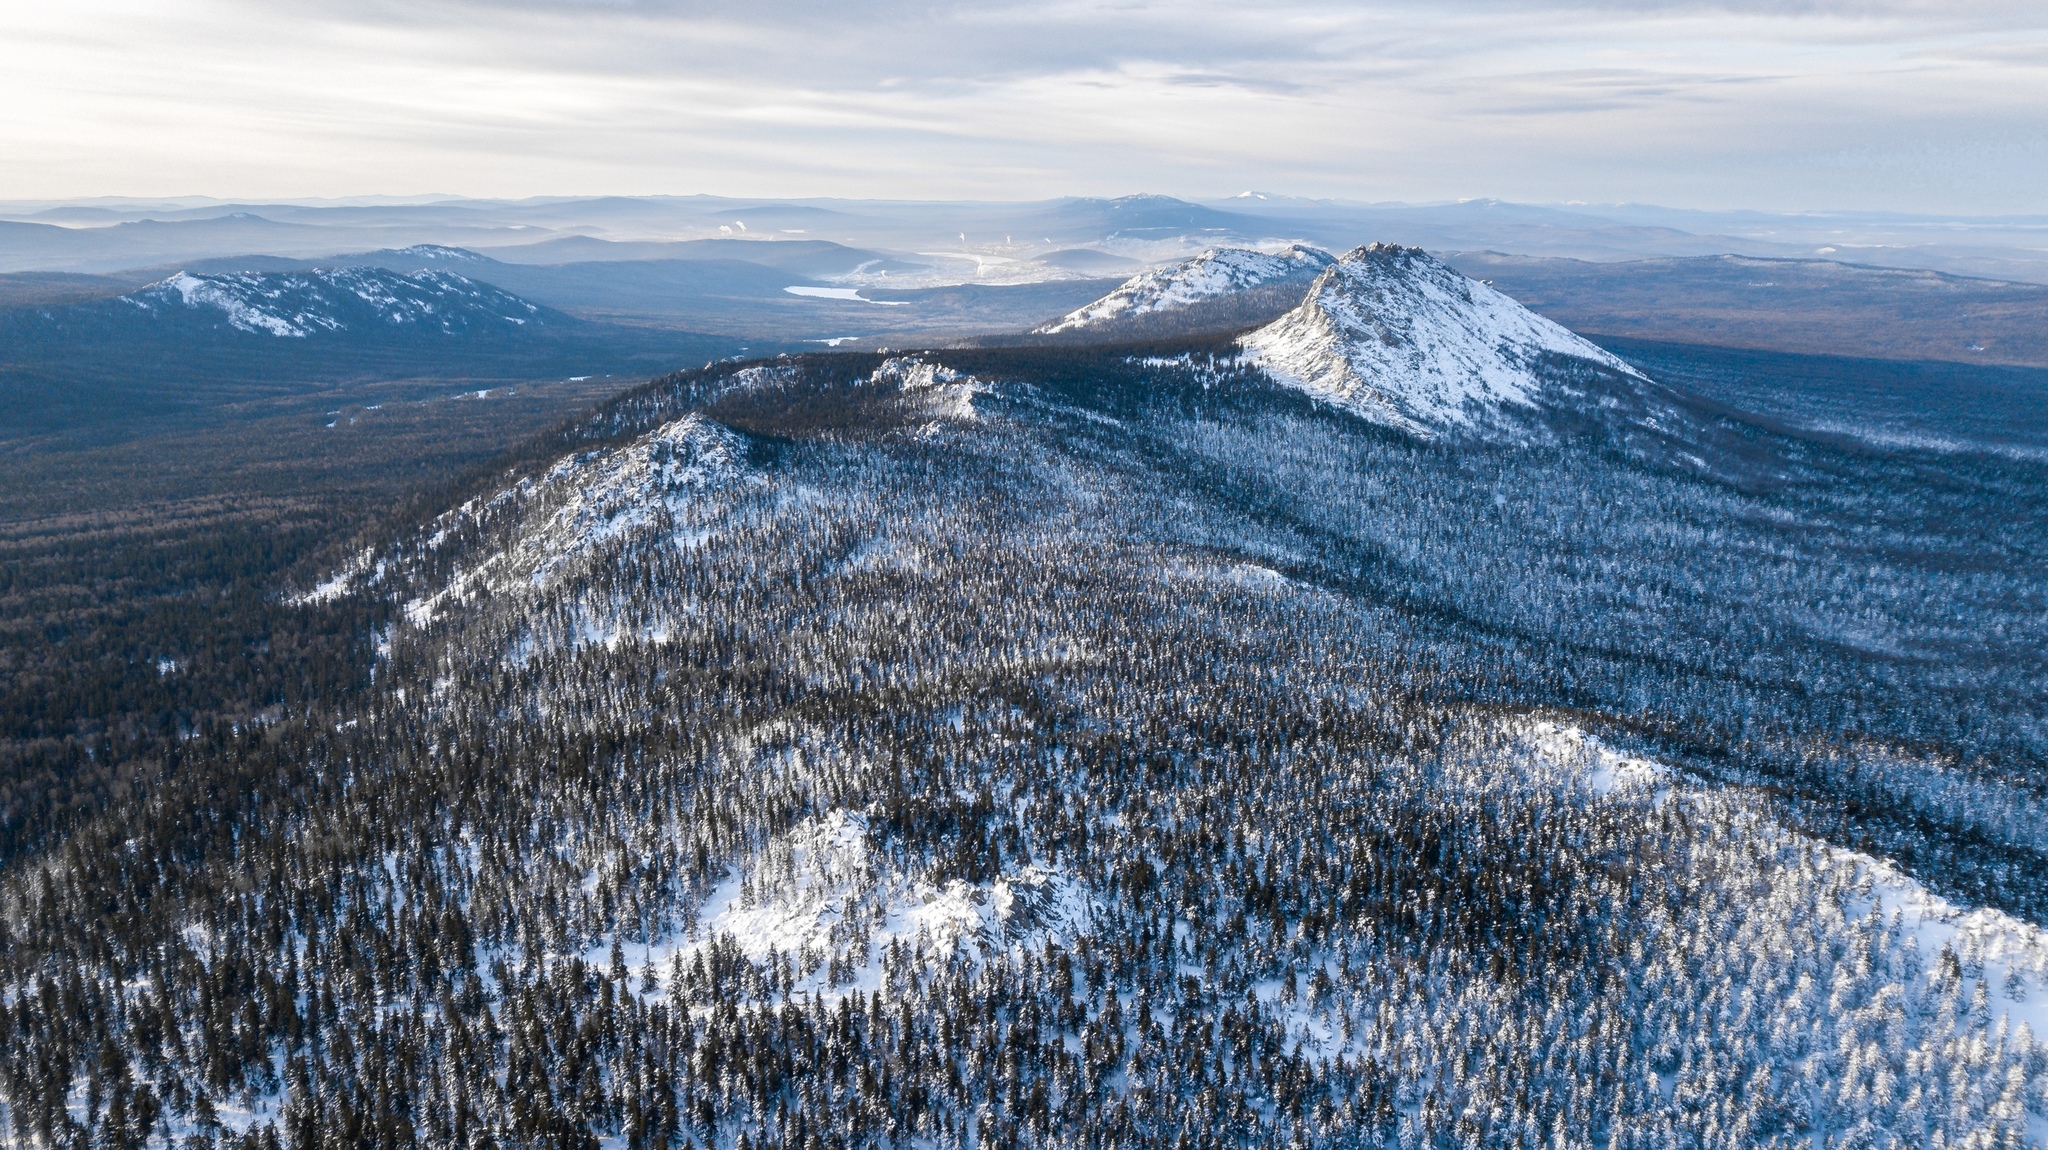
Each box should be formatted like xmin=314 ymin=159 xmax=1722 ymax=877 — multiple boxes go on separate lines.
xmin=2 ymin=0 xmax=2043 ymax=212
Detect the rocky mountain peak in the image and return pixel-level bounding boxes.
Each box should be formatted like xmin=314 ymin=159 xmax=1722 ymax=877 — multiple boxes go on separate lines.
xmin=1240 ymin=243 xmax=1640 ymax=435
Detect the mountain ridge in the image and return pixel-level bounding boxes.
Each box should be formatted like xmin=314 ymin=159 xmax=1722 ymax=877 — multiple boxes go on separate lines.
xmin=1037 ymin=245 xmax=1332 ymax=334
xmin=121 ymin=265 xmax=546 ymax=338
xmin=5 ymin=334 xmax=2046 ymax=1150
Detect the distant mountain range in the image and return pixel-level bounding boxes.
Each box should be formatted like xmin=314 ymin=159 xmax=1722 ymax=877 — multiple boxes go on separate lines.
xmin=0 ymin=241 xmax=1126 ymax=348
xmin=6 ymin=191 xmax=2048 ymax=365
xmin=6 ymin=193 xmax=2048 ymax=283
xmin=1018 ymin=241 xmax=2048 ymax=368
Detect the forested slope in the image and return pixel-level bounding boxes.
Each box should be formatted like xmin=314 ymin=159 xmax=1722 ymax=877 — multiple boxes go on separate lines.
xmin=4 ymin=339 xmax=2046 ymax=1150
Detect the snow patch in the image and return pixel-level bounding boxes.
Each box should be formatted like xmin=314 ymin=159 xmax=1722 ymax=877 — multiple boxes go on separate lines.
xmin=604 ymin=809 xmax=1096 ymax=1003
xmin=1520 ymin=720 xmax=1665 ymax=796
xmin=165 ymin=272 xmax=308 ymax=337
xmin=291 ymin=548 xmax=382 ymax=606
xmin=1840 ymin=847 xmax=2048 ymax=1039
xmin=1520 ymin=717 xmax=2048 ymax=1039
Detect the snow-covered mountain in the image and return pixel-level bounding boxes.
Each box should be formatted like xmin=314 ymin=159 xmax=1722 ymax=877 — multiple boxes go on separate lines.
xmin=1240 ymin=243 xmax=1642 ymax=435
xmin=13 ymin=335 xmax=2048 ymax=1150
xmin=1037 ymin=244 xmax=1331 ymax=333
xmin=121 ymin=266 xmax=545 ymax=338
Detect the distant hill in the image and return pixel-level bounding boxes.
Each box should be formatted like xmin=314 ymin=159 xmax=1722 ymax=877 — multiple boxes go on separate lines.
xmin=0 ymin=212 xmax=537 ymax=274
xmin=0 ymin=266 xmax=745 ymax=436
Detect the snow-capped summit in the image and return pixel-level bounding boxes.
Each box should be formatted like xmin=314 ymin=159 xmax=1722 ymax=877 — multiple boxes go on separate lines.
xmin=1037 ymin=245 xmax=1332 ymax=333
xmin=1239 ymin=243 xmax=1642 ymax=435
xmin=123 ymin=266 xmax=543 ymax=338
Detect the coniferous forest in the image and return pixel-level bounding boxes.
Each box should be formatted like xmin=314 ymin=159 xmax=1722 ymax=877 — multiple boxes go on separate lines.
xmin=4 ymin=341 xmax=2046 ymax=1150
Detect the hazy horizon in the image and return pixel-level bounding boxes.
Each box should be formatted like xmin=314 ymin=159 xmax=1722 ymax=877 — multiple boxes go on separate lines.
xmin=4 ymin=191 xmax=2048 ymax=222
xmin=5 ymin=1 xmax=2044 ymax=214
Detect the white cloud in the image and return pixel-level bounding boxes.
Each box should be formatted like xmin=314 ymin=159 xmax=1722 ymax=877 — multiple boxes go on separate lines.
xmin=1 ymin=0 xmax=2044 ymax=210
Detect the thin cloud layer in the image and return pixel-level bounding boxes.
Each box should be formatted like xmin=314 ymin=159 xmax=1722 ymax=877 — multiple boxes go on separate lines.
xmin=2 ymin=0 xmax=2044 ymax=209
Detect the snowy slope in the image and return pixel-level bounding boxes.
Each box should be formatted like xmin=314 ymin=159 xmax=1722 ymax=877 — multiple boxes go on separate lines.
xmin=1519 ymin=719 xmax=2048 ymax=1055
xmin=401 ymin=414 xmax=752 ymax=628
xmin=514 ymin=414 xmax=749 ymax=586
xmin=1037 ymin=245 xmax=1331 ymax=333
xmin=121 ymin=265 xmax=543 ymax=337
xmin=1239 ymin=243 xmax=1642 ymax=435
xmin=386 ymin=358 xmax=978 ymax=635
